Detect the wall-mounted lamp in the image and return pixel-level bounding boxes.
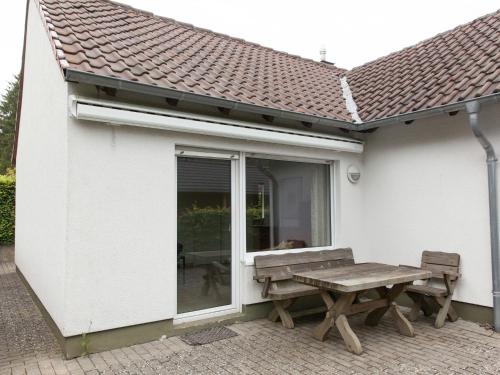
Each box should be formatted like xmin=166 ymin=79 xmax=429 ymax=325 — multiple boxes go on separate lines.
xmin=347 ymin=165 xmax=361 ymax=184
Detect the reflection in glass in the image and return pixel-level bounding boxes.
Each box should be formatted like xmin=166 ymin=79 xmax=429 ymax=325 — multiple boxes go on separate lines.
xmin=246 ymin=158 xmax=331 ymax=252
xmin=177 ymin=157 xmax=232 ymax=314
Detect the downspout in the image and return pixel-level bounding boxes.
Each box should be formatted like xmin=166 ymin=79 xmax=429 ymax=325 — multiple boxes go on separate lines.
xmin=466 ymin=101 xmax=500 ymax=331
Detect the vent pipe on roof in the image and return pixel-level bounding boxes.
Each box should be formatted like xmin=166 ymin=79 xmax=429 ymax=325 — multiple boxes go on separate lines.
xmin=466 ymin=101 xmax=500 ymax=332
xmin=320 ymin=47 xmax=327 ymax=62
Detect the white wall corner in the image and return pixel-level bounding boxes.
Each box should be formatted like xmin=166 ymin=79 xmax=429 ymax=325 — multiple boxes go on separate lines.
xmin=16 ymin=0 xmax=70 ymax=335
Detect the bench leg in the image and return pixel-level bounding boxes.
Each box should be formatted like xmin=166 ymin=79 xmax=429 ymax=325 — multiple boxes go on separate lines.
xmin=447 ymin=304 xmax=459 ymax=322
xmin=268 ymin=298 xmax=295 ymax=323
xmin=268 ymin=308 xmax=280 ymax=322
xmin=434 ymin=296 xmax=453 ymax=328
xmin=407 ymin=292 xmax=423 ymax=322
xmin=421 ymin=296 xmax=438 ymax=317
xmin=271 ymin=299 xmax=295 ymax=329
xmin=434 ymin=296 xmax=458 ymax=322
xmin=407 ymin=291 xmax=434 ymax=320
xmin=390 ymin=302 xmax=415 ymax=337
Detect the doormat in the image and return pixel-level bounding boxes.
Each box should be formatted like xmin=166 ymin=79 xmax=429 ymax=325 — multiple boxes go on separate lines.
xmin=180 ymin=326 xmax=238 ymax=346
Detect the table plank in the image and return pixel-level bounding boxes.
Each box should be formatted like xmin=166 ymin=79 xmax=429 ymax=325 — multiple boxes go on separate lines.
xmin=293 ymin=263 xmax=431 ymax=292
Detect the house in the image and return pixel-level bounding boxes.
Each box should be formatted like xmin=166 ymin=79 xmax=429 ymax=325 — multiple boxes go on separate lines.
xmin=14 ymin=0 xmax=500 ymax=358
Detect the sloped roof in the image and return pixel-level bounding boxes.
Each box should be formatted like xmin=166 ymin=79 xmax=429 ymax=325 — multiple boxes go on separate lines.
xmin=37 ymin=0 xmax=352 ymax=122
xmin=36 ymin=0 xmax=500 ymax=125
xmin=347 ymin=10 xmax=500 ymax=122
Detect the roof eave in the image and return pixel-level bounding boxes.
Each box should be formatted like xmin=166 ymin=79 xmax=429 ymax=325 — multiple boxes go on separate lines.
xmin=65 ymin=69 xmax=500 ymax=135
xmin=64 ymin=68 xmax=360 ymax=131
xmin=357 ymin=93 xmax=500 ymax=131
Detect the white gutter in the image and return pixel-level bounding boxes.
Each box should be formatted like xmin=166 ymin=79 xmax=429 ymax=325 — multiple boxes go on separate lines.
xmin=69 ymin=96 xmax=364 ymax=154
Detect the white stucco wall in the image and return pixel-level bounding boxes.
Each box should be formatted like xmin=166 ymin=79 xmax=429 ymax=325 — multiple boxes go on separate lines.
xmin=62 ymin=106 xmax=367 ymax=334
xmin=15 ymin=0 xmax=68 ymax=330
xmin=15 ymin=10 xmax=367 ymax=334
xmin=363 ymin=103 xmax=500 ymax=307
xmin=40 ymin=97 xmax=500 ymax=335
xmin=63 ymin=118 xmax=177 ymax=335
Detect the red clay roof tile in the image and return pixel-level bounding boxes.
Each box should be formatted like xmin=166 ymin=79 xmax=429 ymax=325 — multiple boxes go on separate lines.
xmin=346 ymin=10 xmax=500 ymax=122
xmin=37 ymin=0 xmax=499 ymax=125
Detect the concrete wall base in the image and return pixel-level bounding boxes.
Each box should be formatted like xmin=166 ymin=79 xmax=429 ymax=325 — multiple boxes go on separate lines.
xmin=18 ymin=266 xmax=273 ymax=358
xmin=395 ymin=293 xmax=493 ymax=326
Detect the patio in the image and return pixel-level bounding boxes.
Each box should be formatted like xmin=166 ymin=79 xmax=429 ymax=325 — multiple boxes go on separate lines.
xmin=1 ymin=260 xmax=500 ymax=374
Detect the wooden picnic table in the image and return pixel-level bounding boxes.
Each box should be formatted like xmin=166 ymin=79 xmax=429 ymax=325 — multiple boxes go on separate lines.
xmin=293 ymin=262 xmax=432 ymax=355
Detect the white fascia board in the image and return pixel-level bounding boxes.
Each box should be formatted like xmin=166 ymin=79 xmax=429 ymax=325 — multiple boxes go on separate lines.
xmin=69 ymin=96 xmax=364 ymax=154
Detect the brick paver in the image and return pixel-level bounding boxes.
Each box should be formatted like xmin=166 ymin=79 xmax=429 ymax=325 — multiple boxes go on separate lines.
xmin=2 ymin=262 xmax=500 ymax=374
xmin=0 ymin=263 xmax=60 ymax=374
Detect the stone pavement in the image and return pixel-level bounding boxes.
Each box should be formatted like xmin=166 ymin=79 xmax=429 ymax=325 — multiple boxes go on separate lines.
xmin=1 ymin=262 xmax=500 ymax=374
xmin=0 ymin=246 xmax=14 ymax=263
xmin=0 ymin=263 xmax=61 ymax=374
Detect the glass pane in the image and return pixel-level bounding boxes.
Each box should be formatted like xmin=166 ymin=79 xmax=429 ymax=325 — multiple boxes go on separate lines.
xmin=177 ymin=157 xmax=232 ymax=314
xmin=246 ymin=158 xmax=331 ymax=252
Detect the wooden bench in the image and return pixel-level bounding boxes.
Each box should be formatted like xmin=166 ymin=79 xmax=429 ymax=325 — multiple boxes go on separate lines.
xmin=403 ymin=250 xmax=461 ymax=328
xmin=254 ymin=248 xmax=354 ymax=328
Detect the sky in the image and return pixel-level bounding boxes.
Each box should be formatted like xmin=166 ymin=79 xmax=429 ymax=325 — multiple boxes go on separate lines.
xmin=0 ymin=0 xmax=499 ymax=95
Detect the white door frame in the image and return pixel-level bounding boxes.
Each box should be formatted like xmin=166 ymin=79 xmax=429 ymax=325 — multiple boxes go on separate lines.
xmin=174 ymin=148 xmax=241 ymax=324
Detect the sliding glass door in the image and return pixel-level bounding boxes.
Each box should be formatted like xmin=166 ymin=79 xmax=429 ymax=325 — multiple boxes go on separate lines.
xmin=176 ymin=154 xmax=235 ymax=315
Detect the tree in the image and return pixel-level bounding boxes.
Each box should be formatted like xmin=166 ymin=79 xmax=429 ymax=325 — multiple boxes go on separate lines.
xmin=0 ymin=75 xmax=20 ymax=174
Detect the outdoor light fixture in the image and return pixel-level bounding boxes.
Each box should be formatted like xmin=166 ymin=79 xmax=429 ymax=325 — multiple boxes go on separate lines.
xmin=347 ymin=165 xmax=361 ymax=183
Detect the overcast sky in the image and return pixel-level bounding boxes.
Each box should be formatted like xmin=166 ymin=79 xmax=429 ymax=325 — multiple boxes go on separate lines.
xmin=0 ymin=0 xmax=499 ymax=95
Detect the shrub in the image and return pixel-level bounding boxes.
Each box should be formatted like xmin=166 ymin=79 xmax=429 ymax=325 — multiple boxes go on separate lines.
xmin=177 ymin=205 xmax=265 ymax=253
xmin=0 ymin=168 xmax=15 ymax=244
xmin=178 ymin=205 xmax=231 ymax=253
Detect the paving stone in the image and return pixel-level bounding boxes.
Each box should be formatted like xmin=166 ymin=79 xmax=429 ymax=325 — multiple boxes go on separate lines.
xmin=3 ymin=261 xmax=500 ymax=374
xmin=0 ymin=265 xmax=60 ymax=371
xmin=10 ymin=367 xmax=26 ymax=375
xmin=24 ymin=366 xmax=41 ymax=375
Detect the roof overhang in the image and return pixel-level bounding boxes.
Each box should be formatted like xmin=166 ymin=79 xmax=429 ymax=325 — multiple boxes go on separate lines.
xmin=356 ymin=93 xmax=500 ymax=131
xmin=65 ymin=69 xmax=360 ymax=131
xmin=65 ymin=69 xmax=500 ymax=135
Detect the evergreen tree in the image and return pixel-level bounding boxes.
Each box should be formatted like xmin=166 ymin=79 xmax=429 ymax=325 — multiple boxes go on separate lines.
xmin=0 ymin=75 xmax=19 ymax=174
